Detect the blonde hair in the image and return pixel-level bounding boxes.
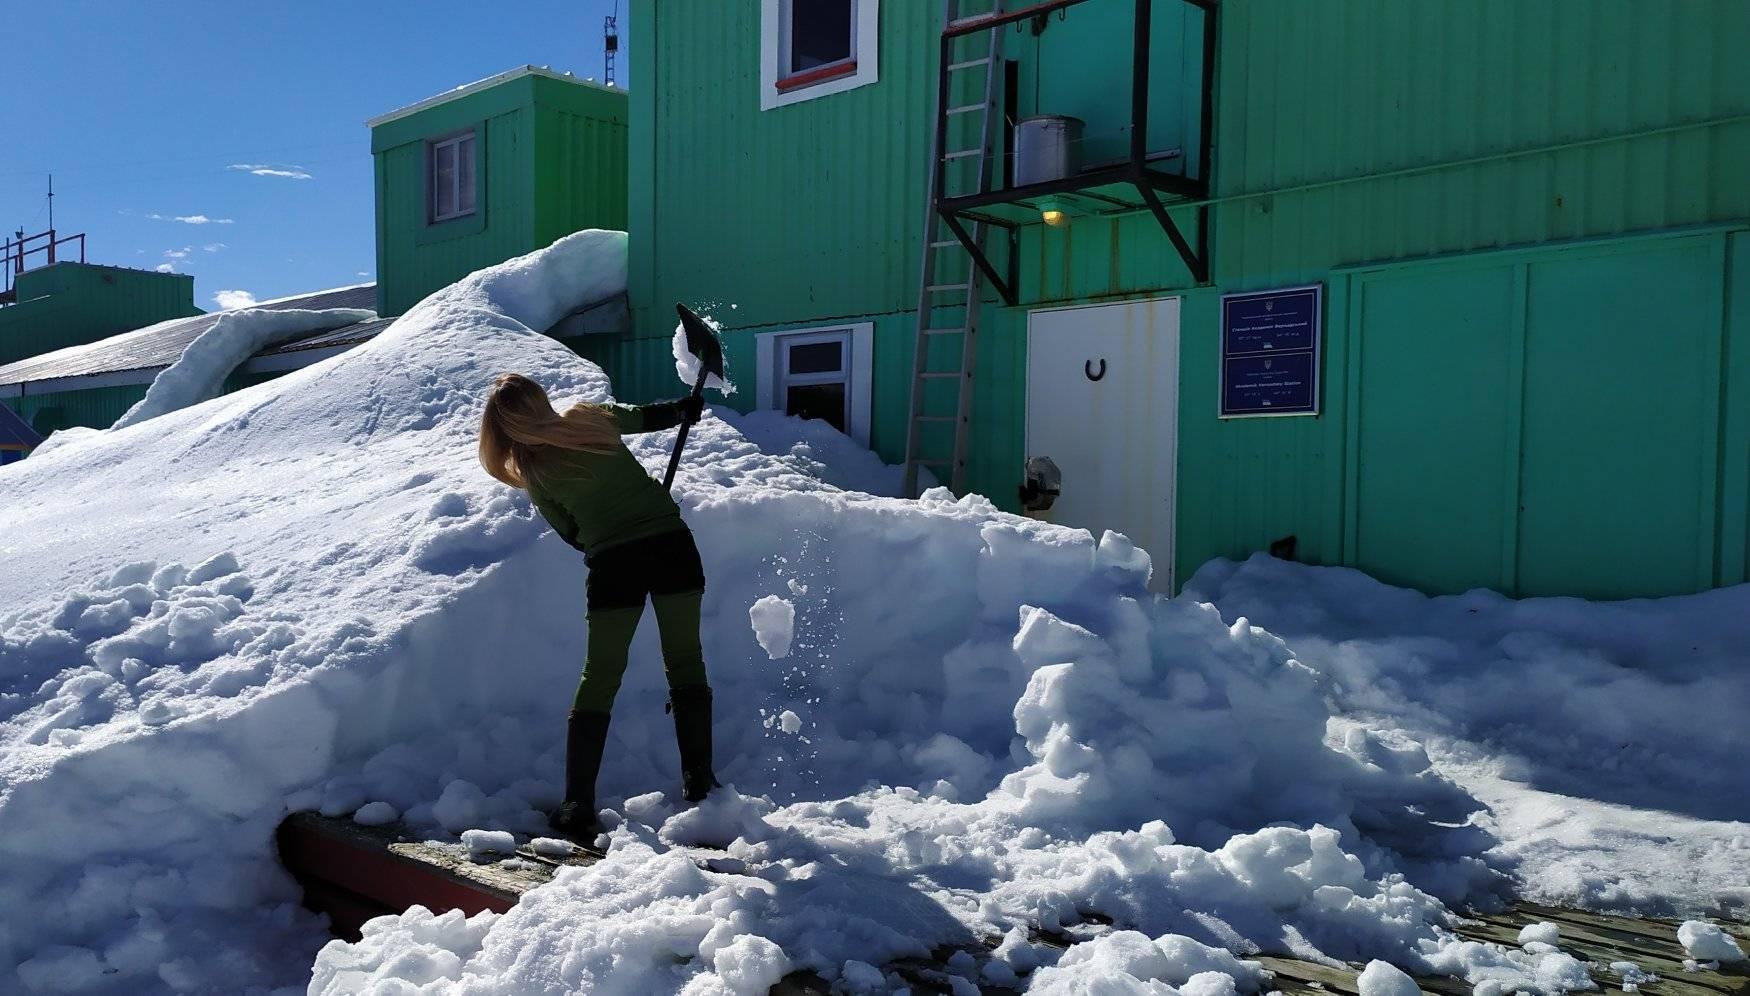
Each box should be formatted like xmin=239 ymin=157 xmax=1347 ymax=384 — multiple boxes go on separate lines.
xmin=479 ymin=373 xmax=621 ymax=489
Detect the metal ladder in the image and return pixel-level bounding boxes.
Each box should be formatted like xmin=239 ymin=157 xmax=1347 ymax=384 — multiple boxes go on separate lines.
xmin=901 ymin=0 xmax=1007 ymax=498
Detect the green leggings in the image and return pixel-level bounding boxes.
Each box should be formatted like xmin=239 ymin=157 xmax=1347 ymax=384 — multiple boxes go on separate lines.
xmin=574 ymin=591 xmax=708 ymax=713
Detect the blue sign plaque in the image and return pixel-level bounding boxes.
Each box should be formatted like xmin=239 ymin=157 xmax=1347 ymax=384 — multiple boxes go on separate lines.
xmin=1219 ymin=285 xmax=1322 ymax=417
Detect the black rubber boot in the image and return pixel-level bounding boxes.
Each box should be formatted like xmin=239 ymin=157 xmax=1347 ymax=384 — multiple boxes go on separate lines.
xmin=549 ymin=709 xmax=611 ymax=838
xmin=669 ymin=685 xmax=720 ymax=803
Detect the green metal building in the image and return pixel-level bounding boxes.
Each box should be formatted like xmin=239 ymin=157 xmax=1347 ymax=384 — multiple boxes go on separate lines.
xmin=583 ymin=0 xmax=1750 ymax=600
xmin=0 ymin=260 xmax=200 ymax=367
xmin=369 ymin=65 xmax=630 ymax=317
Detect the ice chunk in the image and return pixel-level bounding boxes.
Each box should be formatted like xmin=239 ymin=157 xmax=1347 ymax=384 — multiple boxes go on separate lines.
xmin=529 ymin=837 xmax=579 ymax=858
xmin=352 ymin=802 xmax=399 ymax=827
xmin=1358 ymin=960 xmax=1422 ymax=996
xmin=1678 ymin=921 xmax=1745 ymax=963
xmin=461 ymin=829 xmax=516 ymax=859
xmin=1518 ymin=921 xmax=1560 ymax=946
xmin=748 ymin=595 xmax=795 ymax=659
xmin=778 ymin=709 xmax=802 ymax=735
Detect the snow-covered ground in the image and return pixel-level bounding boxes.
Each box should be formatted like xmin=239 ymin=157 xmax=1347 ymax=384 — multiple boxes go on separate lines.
xmin=0 ymin=231 xmax=1742 ymax=994
xmin=1187 ymin=558 xmax=1750 ymax=918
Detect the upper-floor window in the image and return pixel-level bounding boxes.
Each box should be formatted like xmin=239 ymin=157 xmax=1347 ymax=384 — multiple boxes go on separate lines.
xmin=760 ymin=0 xmax=880 ymax=110
xmin=429 ymin=131 xmax=477 ymax=223
xmin=785 ymin=1 xmax=854 ymax=78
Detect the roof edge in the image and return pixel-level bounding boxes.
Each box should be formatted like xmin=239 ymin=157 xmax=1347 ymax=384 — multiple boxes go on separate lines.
xmin=365 ymin=66 xmax=622 ymax=129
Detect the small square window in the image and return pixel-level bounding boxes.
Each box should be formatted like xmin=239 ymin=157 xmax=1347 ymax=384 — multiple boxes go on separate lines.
xmin=777 ymin=332 xmax=851 ymax=432
xmin=762 ymin=0 xmax=879 ymax=109
xmin=429 ymin=131 xmax=477 ymax=223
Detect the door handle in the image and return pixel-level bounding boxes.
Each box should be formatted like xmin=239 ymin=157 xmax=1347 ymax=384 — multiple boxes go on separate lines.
xmin=1084 ymin=358 xmax=1107 ymax=382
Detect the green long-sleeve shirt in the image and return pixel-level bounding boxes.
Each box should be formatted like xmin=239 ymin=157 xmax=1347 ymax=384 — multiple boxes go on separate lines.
xmin=526 ymin=401 xmax=689 ymax=559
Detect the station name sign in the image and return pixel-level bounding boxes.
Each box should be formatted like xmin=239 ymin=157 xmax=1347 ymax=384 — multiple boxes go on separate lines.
xmin=1219 ymin=284 xmax=1323 ymax=418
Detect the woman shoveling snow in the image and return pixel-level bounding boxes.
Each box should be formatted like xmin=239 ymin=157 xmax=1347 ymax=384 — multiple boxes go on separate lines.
xmin=479 ymin=371 xmax=720 ymax=838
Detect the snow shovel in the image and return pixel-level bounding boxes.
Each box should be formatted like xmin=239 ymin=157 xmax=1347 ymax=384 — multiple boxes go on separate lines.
xmin=662 ymin=302 xmax=725 ymax=491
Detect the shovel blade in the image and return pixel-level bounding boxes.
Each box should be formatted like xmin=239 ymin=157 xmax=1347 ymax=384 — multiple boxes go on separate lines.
xmin=675 ymin=303 xmax=725 ymax=381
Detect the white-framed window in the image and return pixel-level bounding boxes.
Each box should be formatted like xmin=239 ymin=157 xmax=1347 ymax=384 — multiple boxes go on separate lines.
xmin=428 ymin=130 xmax=477 ymax=223
xmin=755 ymin=321 xmax=874 ymax=445
xmin=759 ymin=0 xmax=881 ymax=111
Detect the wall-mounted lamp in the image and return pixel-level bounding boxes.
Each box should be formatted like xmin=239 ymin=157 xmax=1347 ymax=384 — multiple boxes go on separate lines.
xmin=1040 ymin=197 xmax=1070 ymax=227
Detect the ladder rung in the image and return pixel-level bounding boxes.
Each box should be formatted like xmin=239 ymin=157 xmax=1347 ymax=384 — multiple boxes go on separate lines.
xmin=926 ymin=283 xmax=970 ymax=293
xmin=942 ymin=149 xmax=983 ymax=161
xmin=923 ymin=327 xmax=969 ymax=336
xmin=946 ymin=103 xmax=987 ymax=115
xmin=947 ymin=58 xmax=993 ymax=71
xmin=928 ymin=239 xmax=959 ymax=248
xmin=919 ymin=371 xmax=966 ymax=380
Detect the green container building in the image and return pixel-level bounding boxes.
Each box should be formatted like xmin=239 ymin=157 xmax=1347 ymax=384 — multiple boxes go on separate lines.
xmin=0 ymin=262 xmax=199 ymax=367
xmin=584 ymin=0 xmax=1750 ymax=600
xmin=369 ymin=65 xmax=630 ymax=317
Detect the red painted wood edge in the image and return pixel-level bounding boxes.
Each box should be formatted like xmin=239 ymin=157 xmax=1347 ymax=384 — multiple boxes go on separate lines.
xmin=276 ymin=816 xmax=518 ymax=918
xmin=775 ymin=60 xmax=858 ymax=92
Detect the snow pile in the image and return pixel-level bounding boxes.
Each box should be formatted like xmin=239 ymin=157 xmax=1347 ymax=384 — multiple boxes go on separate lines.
xmin=113 ymin=306 xmax=376 ymax=429
xmin=1187 ymin=556 xmax=1750 ymax=916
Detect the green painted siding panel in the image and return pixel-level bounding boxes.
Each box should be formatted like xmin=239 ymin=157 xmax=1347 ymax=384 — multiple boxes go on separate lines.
xmin=1351 ymin=264 xmax=1517 ymax=594
xmin=1516 ymin=240 xmax=1723 ymax=597
xmin=533 ymin=107 xmax=630 ymax=246
xmin=628 ymin=0 xmax=940 ymax=335
xmin=7 ymin=385 xmax=147 ymax=434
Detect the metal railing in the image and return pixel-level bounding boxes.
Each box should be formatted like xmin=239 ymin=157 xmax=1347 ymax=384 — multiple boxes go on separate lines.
xmin=3 ymin=228 xmax=87 ymax=301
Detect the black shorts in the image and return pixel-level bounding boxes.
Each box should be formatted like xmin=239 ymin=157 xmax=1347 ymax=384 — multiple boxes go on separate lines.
xmin=584 ymin=528 xmax=706 ymax=612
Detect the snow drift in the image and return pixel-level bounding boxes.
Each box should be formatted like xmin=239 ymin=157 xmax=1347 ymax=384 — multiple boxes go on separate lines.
xmin=1187 ymin=557 xmax=1750 ymax=917
xmin=0 ymin=230 xmax=1700 ymax=994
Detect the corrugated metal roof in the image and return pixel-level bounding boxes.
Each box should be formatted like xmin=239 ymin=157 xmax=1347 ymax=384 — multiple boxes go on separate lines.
xmin=262 ymin=316 xmax=399 ymax=354
xmin=0 ymin=402 xmax=41 ymax=449
xmin=0 ymin=284 xmax=378 ymax=387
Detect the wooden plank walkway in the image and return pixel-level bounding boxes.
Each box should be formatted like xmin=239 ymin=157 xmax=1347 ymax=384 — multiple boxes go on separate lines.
xmin=277 ymin=813 xmax=1749 ymax=994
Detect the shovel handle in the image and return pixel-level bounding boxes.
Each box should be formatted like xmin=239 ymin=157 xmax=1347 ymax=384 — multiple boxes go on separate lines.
xmin=662 ymin=367 xmax=711 ymax=491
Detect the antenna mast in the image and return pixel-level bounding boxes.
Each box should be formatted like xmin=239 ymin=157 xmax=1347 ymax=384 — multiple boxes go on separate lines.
xmin=47 ymin=174 xmax=54 ymax=232
xmin=603 ymin=4 xmax=619 ymax=86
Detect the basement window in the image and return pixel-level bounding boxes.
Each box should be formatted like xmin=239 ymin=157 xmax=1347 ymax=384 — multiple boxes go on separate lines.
xmin=761 ymin=0 xmax=880 ymax=110
xmin=755 ymin=322 xmax=874 ymax=444
xmin=428 ymin=131 xmax=477 ymax=223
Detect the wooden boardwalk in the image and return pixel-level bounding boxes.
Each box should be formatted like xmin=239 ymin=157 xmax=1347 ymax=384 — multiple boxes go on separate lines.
xmin=277 ymin=813 xmax=1749 ymax=994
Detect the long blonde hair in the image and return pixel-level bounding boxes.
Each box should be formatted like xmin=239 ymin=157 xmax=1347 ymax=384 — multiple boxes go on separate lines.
xmin=478 ymin=373 xmax=621 ymax=489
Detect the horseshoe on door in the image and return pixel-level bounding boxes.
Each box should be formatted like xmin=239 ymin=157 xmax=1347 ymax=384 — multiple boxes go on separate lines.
xmin=1084 ymin=358 xmax=1107 ymax=382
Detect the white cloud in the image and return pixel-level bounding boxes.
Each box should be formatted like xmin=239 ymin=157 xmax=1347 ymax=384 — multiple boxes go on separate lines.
xmin=154 ymin=263 xmax=176 ymax=273
xmin=162 ymin=247 xmax=192 ymax=261
xmin=212 ymin=289 xmax=258 ymax=310
xmin=203 ymin=243 xmax=227 ymax=253
xmin=227 ymin=163 xmax=312 ymax=180
xmin=146 ymin=213 xmax=235 ymax=224
xmin=356 ymin=271 xmax=370 ymax=277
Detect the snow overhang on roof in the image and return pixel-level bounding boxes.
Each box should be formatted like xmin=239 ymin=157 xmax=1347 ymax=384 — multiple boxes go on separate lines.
xmin=0 ymin=284 xmax=382 ymax=394
xmin=364 ymin=65 xmax=621 ymax=129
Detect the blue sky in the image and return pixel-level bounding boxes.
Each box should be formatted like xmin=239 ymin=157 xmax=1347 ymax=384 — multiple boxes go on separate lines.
xmin=1 ymin=0 xmax=625 ymax=311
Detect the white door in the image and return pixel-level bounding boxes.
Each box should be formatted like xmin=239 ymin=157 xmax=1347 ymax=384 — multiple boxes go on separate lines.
xmin=1026 ymin=298 xmax=1180 ymax=591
